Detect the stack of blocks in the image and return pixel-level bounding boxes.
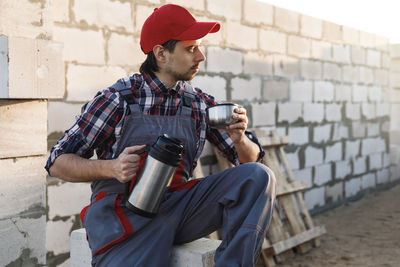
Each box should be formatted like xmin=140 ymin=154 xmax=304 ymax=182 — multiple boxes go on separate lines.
xmin=0 ymin=35 xmax=64 ymax=265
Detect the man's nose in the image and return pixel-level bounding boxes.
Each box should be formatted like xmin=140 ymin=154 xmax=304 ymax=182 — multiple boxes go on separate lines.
xmin=196 ymin=48 xmax=206 ymax=62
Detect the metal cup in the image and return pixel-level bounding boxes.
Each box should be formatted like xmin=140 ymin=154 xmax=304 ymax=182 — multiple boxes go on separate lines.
xmin=205 ymin=103 xmax=240 ymax=129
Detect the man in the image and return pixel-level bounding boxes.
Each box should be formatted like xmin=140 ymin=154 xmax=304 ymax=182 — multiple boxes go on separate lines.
xmin=46 ymin=4 xmax=276 ymax=267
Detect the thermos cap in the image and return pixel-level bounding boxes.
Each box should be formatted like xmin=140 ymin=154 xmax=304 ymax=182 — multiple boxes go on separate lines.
xmin=149 ymin=134 xmax=183 ymax=167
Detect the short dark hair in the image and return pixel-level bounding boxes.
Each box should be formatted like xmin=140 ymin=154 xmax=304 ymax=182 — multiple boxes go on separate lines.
xmin=139 ymin=40 xmax=179 ymax=75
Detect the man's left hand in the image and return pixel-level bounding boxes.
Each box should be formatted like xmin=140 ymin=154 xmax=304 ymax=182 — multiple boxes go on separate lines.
xmin=225 ymin=107 xmax=248 ymax=144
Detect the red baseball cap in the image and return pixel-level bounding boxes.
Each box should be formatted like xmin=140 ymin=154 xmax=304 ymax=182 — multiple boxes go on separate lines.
xmin=140 ymin=4 xmax=220 ymax=54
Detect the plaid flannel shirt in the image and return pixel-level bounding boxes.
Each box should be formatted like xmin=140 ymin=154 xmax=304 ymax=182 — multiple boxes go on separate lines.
xmin=45 ymin=72 xmax=264 ymax=174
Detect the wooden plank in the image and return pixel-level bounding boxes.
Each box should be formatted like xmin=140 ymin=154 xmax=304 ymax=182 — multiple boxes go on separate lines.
xmin=267 ymin=226 xmax=326 ymax=255
xmin=0 ymin=100 xmax=47 ymax=158
xmin=276 ymin=136 xmax=320 ymax=247
xmin=263 ymin=149 xmax=302 ymax=260
xmin=266 ymin=204 xmax=295 ymax=262
xmin=207 ymin=231 xmax=220 ymax=240
xmin=213 ymin=147 xmax=234 ymax=170
xmin=264 ymin=146 xmax=313 ymax=254
xmin=193 ymin=161 xmax=205 ymax=178
xmin=276 ymin=181 xmax=308 ymax=196
xmin=261 ymin=239 xmax=275 ymax=267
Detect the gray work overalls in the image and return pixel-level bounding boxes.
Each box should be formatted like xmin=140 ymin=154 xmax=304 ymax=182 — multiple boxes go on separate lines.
xmin=81 ymin=80 xmax=276 ymax=267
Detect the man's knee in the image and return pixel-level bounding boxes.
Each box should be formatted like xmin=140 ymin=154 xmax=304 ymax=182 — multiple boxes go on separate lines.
xmin=239 ymin=162 xmax=276 ymax=190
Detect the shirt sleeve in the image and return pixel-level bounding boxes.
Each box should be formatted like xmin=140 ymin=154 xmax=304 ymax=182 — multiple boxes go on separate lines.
xmin=199 ymin=91 xmax=265 ymax=165
xmin=45 ymin=88 xmax=123 ymax=174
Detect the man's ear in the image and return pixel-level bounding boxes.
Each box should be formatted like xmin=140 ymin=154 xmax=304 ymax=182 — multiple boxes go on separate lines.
xmin=153 ymin=45 xmax=167 ymax=63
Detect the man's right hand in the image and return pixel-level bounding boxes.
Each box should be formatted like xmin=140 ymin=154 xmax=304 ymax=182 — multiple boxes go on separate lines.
xmin=112 ymin=145 xmax=146 ymax=183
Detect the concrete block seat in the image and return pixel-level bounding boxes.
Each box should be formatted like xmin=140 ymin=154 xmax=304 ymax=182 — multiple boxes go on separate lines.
xmin=70 ymin=229 xmax=221 ymax=267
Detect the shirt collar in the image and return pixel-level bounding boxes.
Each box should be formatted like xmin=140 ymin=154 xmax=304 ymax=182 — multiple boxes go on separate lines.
xmin=143 ymin=71 xmax=183 ymax=95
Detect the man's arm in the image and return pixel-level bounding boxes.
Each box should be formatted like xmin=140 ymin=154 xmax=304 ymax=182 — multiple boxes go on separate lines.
xmin=49 ymin=145 xmax=146 ymax=183
xmin=225 ymin=107 xmax=260 ymax=163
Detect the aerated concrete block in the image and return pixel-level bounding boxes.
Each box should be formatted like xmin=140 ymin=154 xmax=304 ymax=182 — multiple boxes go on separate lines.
xmin=274 ymin=7 xmax=299 ymax=33
xmin=304 ymin=146 xmax=323 ymax=167
xmin=303 ymin=103 xmax=324 ymax=123
xmin=345 ymin=178 xmax=361 ymax=197
xmin=290 ymin=80 xmax=313 ymax=102
xmin=0 ymin=100 xmax=47 ymax=158
xmin=304 ymin=187 xmax=325 ymax=210
xmin=325 ymin=142 xmax=342 ymax=162
xmin=70 ymin=229 xmax=222 ymax=267
xmin=244 ymin=0 xmax=273 ymax=25
xmin=0 ymin=216 xmax=46 ymax=266
xmin=207 ymin=47 xmax=242 ymax=75
xmin=314 ymin=163 xmax=332 ymax=186
xmin=73 ymin=0 xmax=133 ymax=32
xmin=207 ymin=0 xmax=241 ymax=20
xmin=0 ymin=36 xmax=64 ymax=99
xmin=226 ymin=21 xmax=258 ymax=50
xmin=301 ymin=15 xmax=322 ymax=39
xmin=326 ymin=182 xmax=343 ymax=203
xmin=47 ymin=182 xmax=92 ymax=219
xmin=313 ymin=124 xmax=332 ymax=143
xmin=278 ymin=103 xmax=302 ymax=123
xmin=0 ymin=156 xmax=46 ymax=219
xmin=191 ymin=75 xmax=227 ymax=101
xmin=335 ymin=160 xmax=352 ymax=179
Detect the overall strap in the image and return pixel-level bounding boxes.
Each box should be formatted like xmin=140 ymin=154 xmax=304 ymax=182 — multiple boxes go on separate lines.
xmin=113 ymin=78 xmax=141 ymax=114
xmin=180 ymin=83 xmax=196 ymax=116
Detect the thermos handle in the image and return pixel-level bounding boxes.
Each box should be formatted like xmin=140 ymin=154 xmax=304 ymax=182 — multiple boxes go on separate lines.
xmin=124 ymin=145 xmax=150 ymax=197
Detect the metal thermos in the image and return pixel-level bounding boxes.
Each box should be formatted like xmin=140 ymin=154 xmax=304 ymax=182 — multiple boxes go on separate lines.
xmin=125 ymin=134 xmax=183 ymax=218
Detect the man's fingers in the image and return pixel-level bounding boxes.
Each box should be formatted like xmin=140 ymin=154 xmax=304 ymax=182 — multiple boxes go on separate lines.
xmin=123 ymin=145 xmax=146 ymax=155
xmin=232 ymin=113 xmax=247 ymax=123
xmin=228 ymin=121 xmax=247 ymax=130
xmin=121 ymin=154 xmax=141 ymax=164
xmin=234 ymin=107 xmax=246 ymax=114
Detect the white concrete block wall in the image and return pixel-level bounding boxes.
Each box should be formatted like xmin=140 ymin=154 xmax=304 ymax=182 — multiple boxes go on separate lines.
xmin=1 ymin=0 xmax=396 ymax=265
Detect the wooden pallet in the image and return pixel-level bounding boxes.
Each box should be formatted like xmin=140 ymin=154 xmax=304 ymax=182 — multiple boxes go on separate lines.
xmin=210 ymin=130 xmax=326 ymax=266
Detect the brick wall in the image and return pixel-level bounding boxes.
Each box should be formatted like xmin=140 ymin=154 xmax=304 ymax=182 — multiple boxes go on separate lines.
xmin=1 ymin=0 xmax=399 ymax=266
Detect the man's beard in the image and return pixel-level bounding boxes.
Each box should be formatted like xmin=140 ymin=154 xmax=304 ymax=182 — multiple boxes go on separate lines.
xmin=166 ymin=65 xmax=198 ymax=81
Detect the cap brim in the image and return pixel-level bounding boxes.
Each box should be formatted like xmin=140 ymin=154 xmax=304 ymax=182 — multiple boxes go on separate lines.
xmin=173 ymin=21 xmax=220 ymax=41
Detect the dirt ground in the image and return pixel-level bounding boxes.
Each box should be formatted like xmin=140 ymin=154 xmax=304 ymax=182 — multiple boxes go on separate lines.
xmin=273 ymin=183 xmax=400 ymax=267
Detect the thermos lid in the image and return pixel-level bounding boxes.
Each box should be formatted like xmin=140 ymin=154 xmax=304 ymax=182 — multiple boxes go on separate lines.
xmin=149 ymin=134 xmax=183 ymax=166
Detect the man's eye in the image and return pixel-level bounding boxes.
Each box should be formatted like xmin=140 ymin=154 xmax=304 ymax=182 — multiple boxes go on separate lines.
xmin=187 ymin=46 xmax=196 ymax=53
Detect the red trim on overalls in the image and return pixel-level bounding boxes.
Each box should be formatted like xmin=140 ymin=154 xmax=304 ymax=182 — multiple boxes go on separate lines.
xmin=80 ymin=191 xmax=106 ymax=223
xmin=169 ymin=152 xmax=200 ymax=191
xmin=94 ymin=194 xmax=133 ymax=256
